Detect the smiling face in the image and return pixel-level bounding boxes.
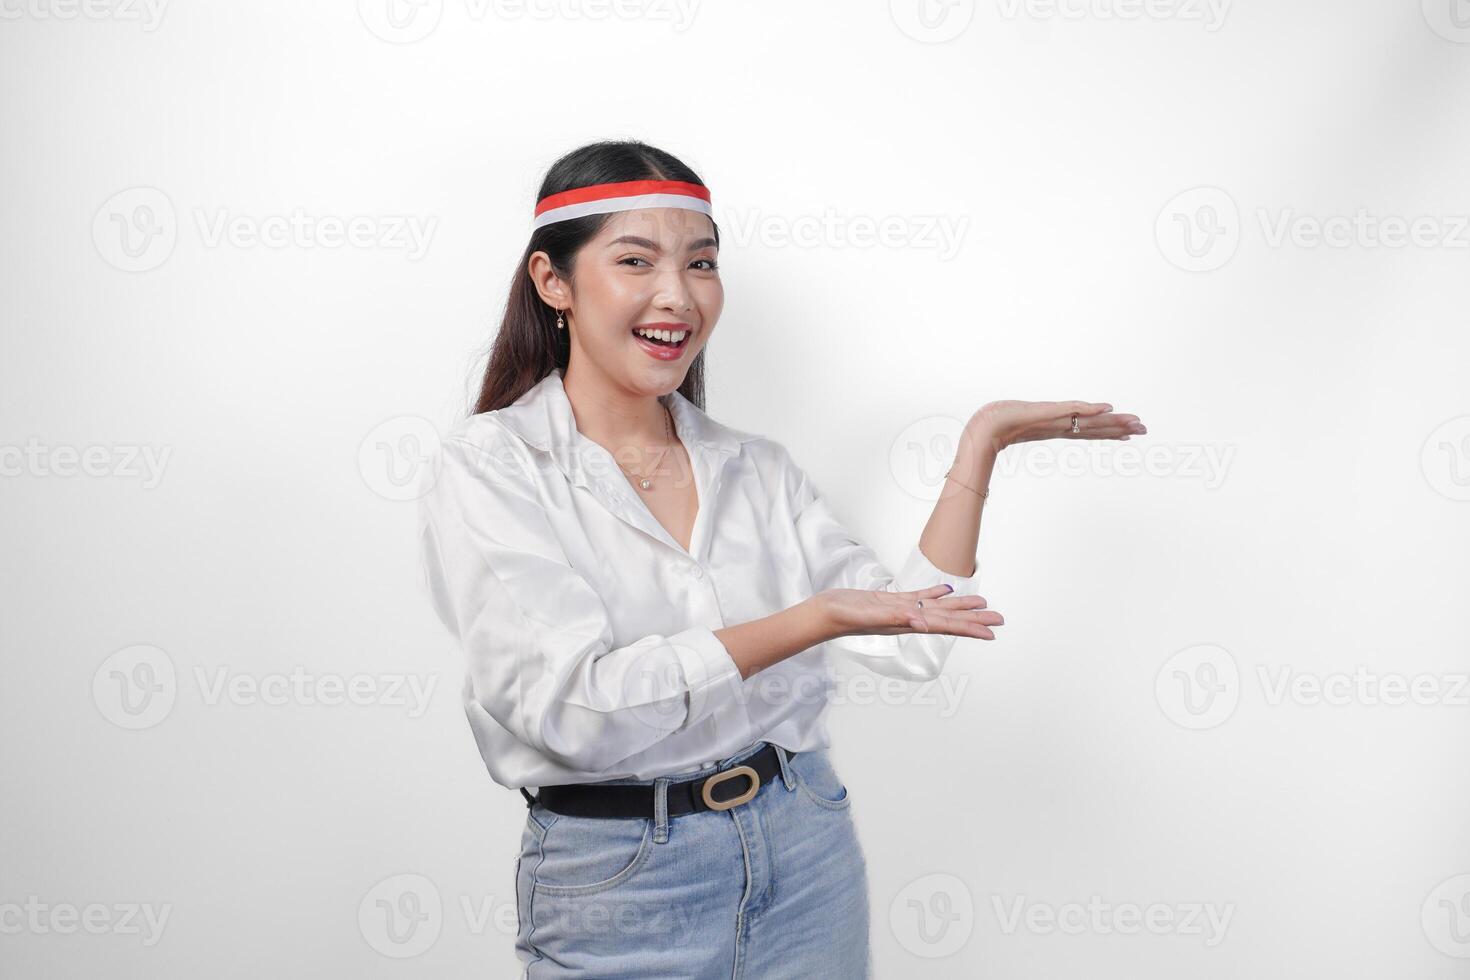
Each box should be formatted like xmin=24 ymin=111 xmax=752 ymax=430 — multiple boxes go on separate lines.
xmin=530 ymin=206 xmax=722 ymax=397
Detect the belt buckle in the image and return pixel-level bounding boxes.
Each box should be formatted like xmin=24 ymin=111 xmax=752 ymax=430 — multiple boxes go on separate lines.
xmin=701 ymin=764 xmax=760 ymax=812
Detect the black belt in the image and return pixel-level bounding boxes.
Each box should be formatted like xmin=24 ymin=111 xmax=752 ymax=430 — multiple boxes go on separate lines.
xmin=521 ymin=743 xmax=792 ymax=819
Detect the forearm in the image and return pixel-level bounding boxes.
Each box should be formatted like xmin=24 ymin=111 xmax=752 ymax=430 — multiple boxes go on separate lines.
xmin=714 ymin=598 xmax=834 ymax=681
xmin=917 ymin=422 xmax=997 ymax=578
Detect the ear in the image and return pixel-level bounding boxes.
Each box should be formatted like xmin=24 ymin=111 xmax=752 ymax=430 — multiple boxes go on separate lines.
xmin=527 ymin=250 xmax=570 ymax=310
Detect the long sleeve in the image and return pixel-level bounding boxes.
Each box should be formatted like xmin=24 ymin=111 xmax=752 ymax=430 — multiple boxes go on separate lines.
xmin=417 ymin=436 xmax=743 ymax=774
xmin=782 ymin=444 xmax=981 ymax=681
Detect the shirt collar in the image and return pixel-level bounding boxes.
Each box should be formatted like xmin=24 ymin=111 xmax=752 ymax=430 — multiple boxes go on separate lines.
xmin=494 ymin=366 xmax=748 ymax=494
xmin=496 ymin=364 xmax=745 ymax=452
xmin=492 ymin=367 xmax=750 ymax=558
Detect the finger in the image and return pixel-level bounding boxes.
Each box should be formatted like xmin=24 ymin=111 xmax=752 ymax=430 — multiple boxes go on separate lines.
xmin=1065 ymin=400 xmax=1113 ymax=416
xmin=1036 ymin=400 xmax=1108 ymax=413
xmin=1013 ymin=401 xmax=1104 ymax=427
xmin=931 ymin=593 xmax=987 ymax=610
xmin=912 ymin=591 xmax=990 ymax=615
xmin=915 ymin=606 xmax=1003 ymax=638
xmin=944 ymin=608 xmax=1003 ymax=628
xmin=1076 ymin=421 xmax=1146 ymax=440
xmin=913 ymin=584 xmax=957 ymax=598
xmin=1084 ymin=412 xmax=1141 ymax=426
xmin=1062 ymin=413 xmax=1147 ymax=439
xmin=1088 ymin=412 xmax=1147 ymax=434
xmin=907 ymin=592 xmax=944 ymax=631
xmin=944 ymin=618 xmax=995 ymax=640
xmin=907 ymin=584 xmax=985 ymax=607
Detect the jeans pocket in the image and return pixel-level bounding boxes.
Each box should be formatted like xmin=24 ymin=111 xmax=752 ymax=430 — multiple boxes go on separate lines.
xmin=524 ymin=802 xmax=551 ymax=842
xmin=793 ymin=752 xmax=852 ymax=810
xmin=529 ymin=810 xmax=656 ymax=897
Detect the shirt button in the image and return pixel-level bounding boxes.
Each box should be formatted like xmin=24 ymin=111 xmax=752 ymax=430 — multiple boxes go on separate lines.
xmin=691 ymin=565 xmax=705 ymax=580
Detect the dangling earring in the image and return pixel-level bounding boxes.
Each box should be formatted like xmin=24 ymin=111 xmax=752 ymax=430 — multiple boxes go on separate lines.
xmin=555 ymin=307 xmax=566 ymax=330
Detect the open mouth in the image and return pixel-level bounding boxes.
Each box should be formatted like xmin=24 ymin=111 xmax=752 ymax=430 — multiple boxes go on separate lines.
xmin=632 ymin=327 xmax=691 ymax=354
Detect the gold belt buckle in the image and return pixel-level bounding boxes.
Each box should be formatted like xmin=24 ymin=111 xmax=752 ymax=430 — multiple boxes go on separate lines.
xmin=701 ymin=764 xmax=760 ymax=811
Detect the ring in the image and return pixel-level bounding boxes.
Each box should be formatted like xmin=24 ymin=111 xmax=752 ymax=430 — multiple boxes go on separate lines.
xmin=1070 ymin=413 xmax=1080 ymax=434
xmin=917 ymin=600 xmax=924 ymax=608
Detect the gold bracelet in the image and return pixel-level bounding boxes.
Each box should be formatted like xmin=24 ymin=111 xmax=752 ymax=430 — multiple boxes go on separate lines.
xmin=945 ymin=467 xmax=989 ymax=499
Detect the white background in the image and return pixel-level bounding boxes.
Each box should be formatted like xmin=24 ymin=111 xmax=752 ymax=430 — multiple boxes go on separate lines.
xmin=3 ymin=0 xmax=1469 ymax=976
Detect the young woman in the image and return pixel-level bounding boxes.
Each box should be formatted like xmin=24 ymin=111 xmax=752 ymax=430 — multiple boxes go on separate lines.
xmin=417 ymin=139 xmax=1146 ymax=978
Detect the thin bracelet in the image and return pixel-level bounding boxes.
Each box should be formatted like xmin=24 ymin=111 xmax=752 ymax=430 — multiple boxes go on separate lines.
xmin=945 ymin=467 xmax=990 ymax=499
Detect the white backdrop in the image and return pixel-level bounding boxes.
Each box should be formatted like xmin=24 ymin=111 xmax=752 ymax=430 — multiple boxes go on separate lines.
xmin=3 ymin=1 xmax=1469 ymax=977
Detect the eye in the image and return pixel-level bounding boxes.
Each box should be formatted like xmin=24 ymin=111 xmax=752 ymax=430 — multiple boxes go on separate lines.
xmin=692 ymin=258 xmax=718 ymax=271
xmin=618 ymin=256 xmax=652 ymax=267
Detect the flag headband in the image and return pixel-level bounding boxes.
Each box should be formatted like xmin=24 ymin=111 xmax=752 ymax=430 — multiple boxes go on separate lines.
xmin=532 ymin=179 xmax=713 ymax=231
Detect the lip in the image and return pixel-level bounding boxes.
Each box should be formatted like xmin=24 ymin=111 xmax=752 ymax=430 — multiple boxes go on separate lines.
xmin=631 ymin=323 xmax=693 ymax=361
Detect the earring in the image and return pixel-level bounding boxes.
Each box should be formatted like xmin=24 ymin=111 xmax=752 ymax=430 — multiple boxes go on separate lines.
xmin=555 ymin=308 xmax=566 ymax=330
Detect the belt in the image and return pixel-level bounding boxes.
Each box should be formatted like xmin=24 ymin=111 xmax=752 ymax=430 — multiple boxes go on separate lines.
xmin=521 ymin=743 xmax=791 ymax=819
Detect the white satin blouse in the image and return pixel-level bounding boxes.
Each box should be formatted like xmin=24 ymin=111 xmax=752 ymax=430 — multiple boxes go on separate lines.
xmin=416 ymin=368 xmax=980 ymax=789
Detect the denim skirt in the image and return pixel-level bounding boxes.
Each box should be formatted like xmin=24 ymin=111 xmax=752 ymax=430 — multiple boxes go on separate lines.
xmin=513 ymin=741 xmax=871 ymax=978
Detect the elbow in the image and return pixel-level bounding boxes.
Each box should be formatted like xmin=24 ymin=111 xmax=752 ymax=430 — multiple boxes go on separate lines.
xmin=466 ymin=689 xmax=636 ymax=774
xmin=826 ymin=635 xmax=952 ymax=683
xmin=537 ymin=736 xmax=624 ymax=776
xmin=530 ymin=703 xmax=668 ymax=775
xmin=891 ymin=634 xmax=959 ymax=682
xmin=895 ymin=656 xmax=943 ymax=684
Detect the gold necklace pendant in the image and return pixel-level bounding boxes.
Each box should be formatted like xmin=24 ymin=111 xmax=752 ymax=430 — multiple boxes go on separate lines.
xmin=628 ymin=402 xmax=672 ymax=492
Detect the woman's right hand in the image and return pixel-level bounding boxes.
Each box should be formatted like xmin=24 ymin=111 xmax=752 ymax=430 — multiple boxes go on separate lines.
xmin=813 ymin=584 xmax=1003 ymax=641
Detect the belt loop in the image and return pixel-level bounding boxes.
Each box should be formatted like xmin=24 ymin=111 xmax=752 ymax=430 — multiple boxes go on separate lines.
xmin=652 ymin=777 xmax=671 ymax=844
xmin=773 ymin=745 xmax=796 ymax=791
xmin=519 ymin=787 xmax=536 ymax=808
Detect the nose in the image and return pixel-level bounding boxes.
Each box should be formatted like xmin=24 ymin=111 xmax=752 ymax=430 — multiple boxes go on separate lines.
xmin=652 ymin=266 xmax=695 ymax=315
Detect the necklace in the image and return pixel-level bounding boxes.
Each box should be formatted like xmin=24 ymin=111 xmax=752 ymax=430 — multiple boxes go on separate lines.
xmin=617 ymin=400 xmax=674 ymax=491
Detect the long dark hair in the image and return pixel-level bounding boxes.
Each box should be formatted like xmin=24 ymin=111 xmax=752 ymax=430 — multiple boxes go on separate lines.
xmin=471 ymin=139 xmax=718 ymax=417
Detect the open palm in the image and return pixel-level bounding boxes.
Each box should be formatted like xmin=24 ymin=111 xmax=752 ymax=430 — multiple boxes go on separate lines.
xmin=819 ymin=584 xmax=1003 ymax=641
xmin=971 ymin=399 xmax=1146 ymax=450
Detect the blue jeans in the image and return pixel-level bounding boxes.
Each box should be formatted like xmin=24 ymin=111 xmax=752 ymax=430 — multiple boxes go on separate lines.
xmin=514 ymin=742 xmax=872 ymax=978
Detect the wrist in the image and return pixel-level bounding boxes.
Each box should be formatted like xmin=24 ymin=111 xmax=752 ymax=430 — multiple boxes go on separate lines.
xmin=796 ymin=593 xmax=840 ymax=645
xmin=962 ymin=417 xmax=1005 ymax=458
xmin=953 ymin=421 xmax=1000 ymax=490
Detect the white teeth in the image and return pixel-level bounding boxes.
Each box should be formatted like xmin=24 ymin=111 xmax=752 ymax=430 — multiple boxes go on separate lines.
xmin=635 ymin=328 xmax=687 ymax=343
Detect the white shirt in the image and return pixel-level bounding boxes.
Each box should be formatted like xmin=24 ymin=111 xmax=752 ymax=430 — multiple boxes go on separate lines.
xmin=416 ymin=367 xmax=980 ymax=788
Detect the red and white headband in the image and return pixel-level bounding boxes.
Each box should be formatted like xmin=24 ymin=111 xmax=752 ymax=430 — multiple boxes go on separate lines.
xmin=532 ymin=179 xmax=713 ymax=231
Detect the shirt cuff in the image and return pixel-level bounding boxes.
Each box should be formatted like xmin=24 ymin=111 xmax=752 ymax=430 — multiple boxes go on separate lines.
xmin=892 ymin=542 xmax=980 ymax=595
xmin=668 ymin=626 xmax=743 ymax=729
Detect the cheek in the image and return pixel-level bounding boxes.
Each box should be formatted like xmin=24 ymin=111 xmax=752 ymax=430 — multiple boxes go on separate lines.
xmin=578 ymin=278 xmax=646 ymax=340
xmin=584 ymin=273 xmax=635 ymax=307
xmin=696 ymin=282 xmax=725 ymax=321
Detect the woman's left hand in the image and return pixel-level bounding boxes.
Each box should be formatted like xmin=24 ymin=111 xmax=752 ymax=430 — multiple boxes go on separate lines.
xmin=966 ymin=400 xmax=1147 ymax=453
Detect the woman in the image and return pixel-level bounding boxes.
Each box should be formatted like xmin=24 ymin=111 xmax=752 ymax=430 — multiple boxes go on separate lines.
xmin=417 ymin=139 xmax=1146 ymax=978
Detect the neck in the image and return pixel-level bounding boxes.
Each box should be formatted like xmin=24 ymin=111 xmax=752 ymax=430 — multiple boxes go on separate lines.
xmin=561 ymin=364 xmax=673 ymax=458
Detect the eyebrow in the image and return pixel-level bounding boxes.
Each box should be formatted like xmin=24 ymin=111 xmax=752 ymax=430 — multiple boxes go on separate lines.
xmin=606 ymin=235 xmax=718 ymax=252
